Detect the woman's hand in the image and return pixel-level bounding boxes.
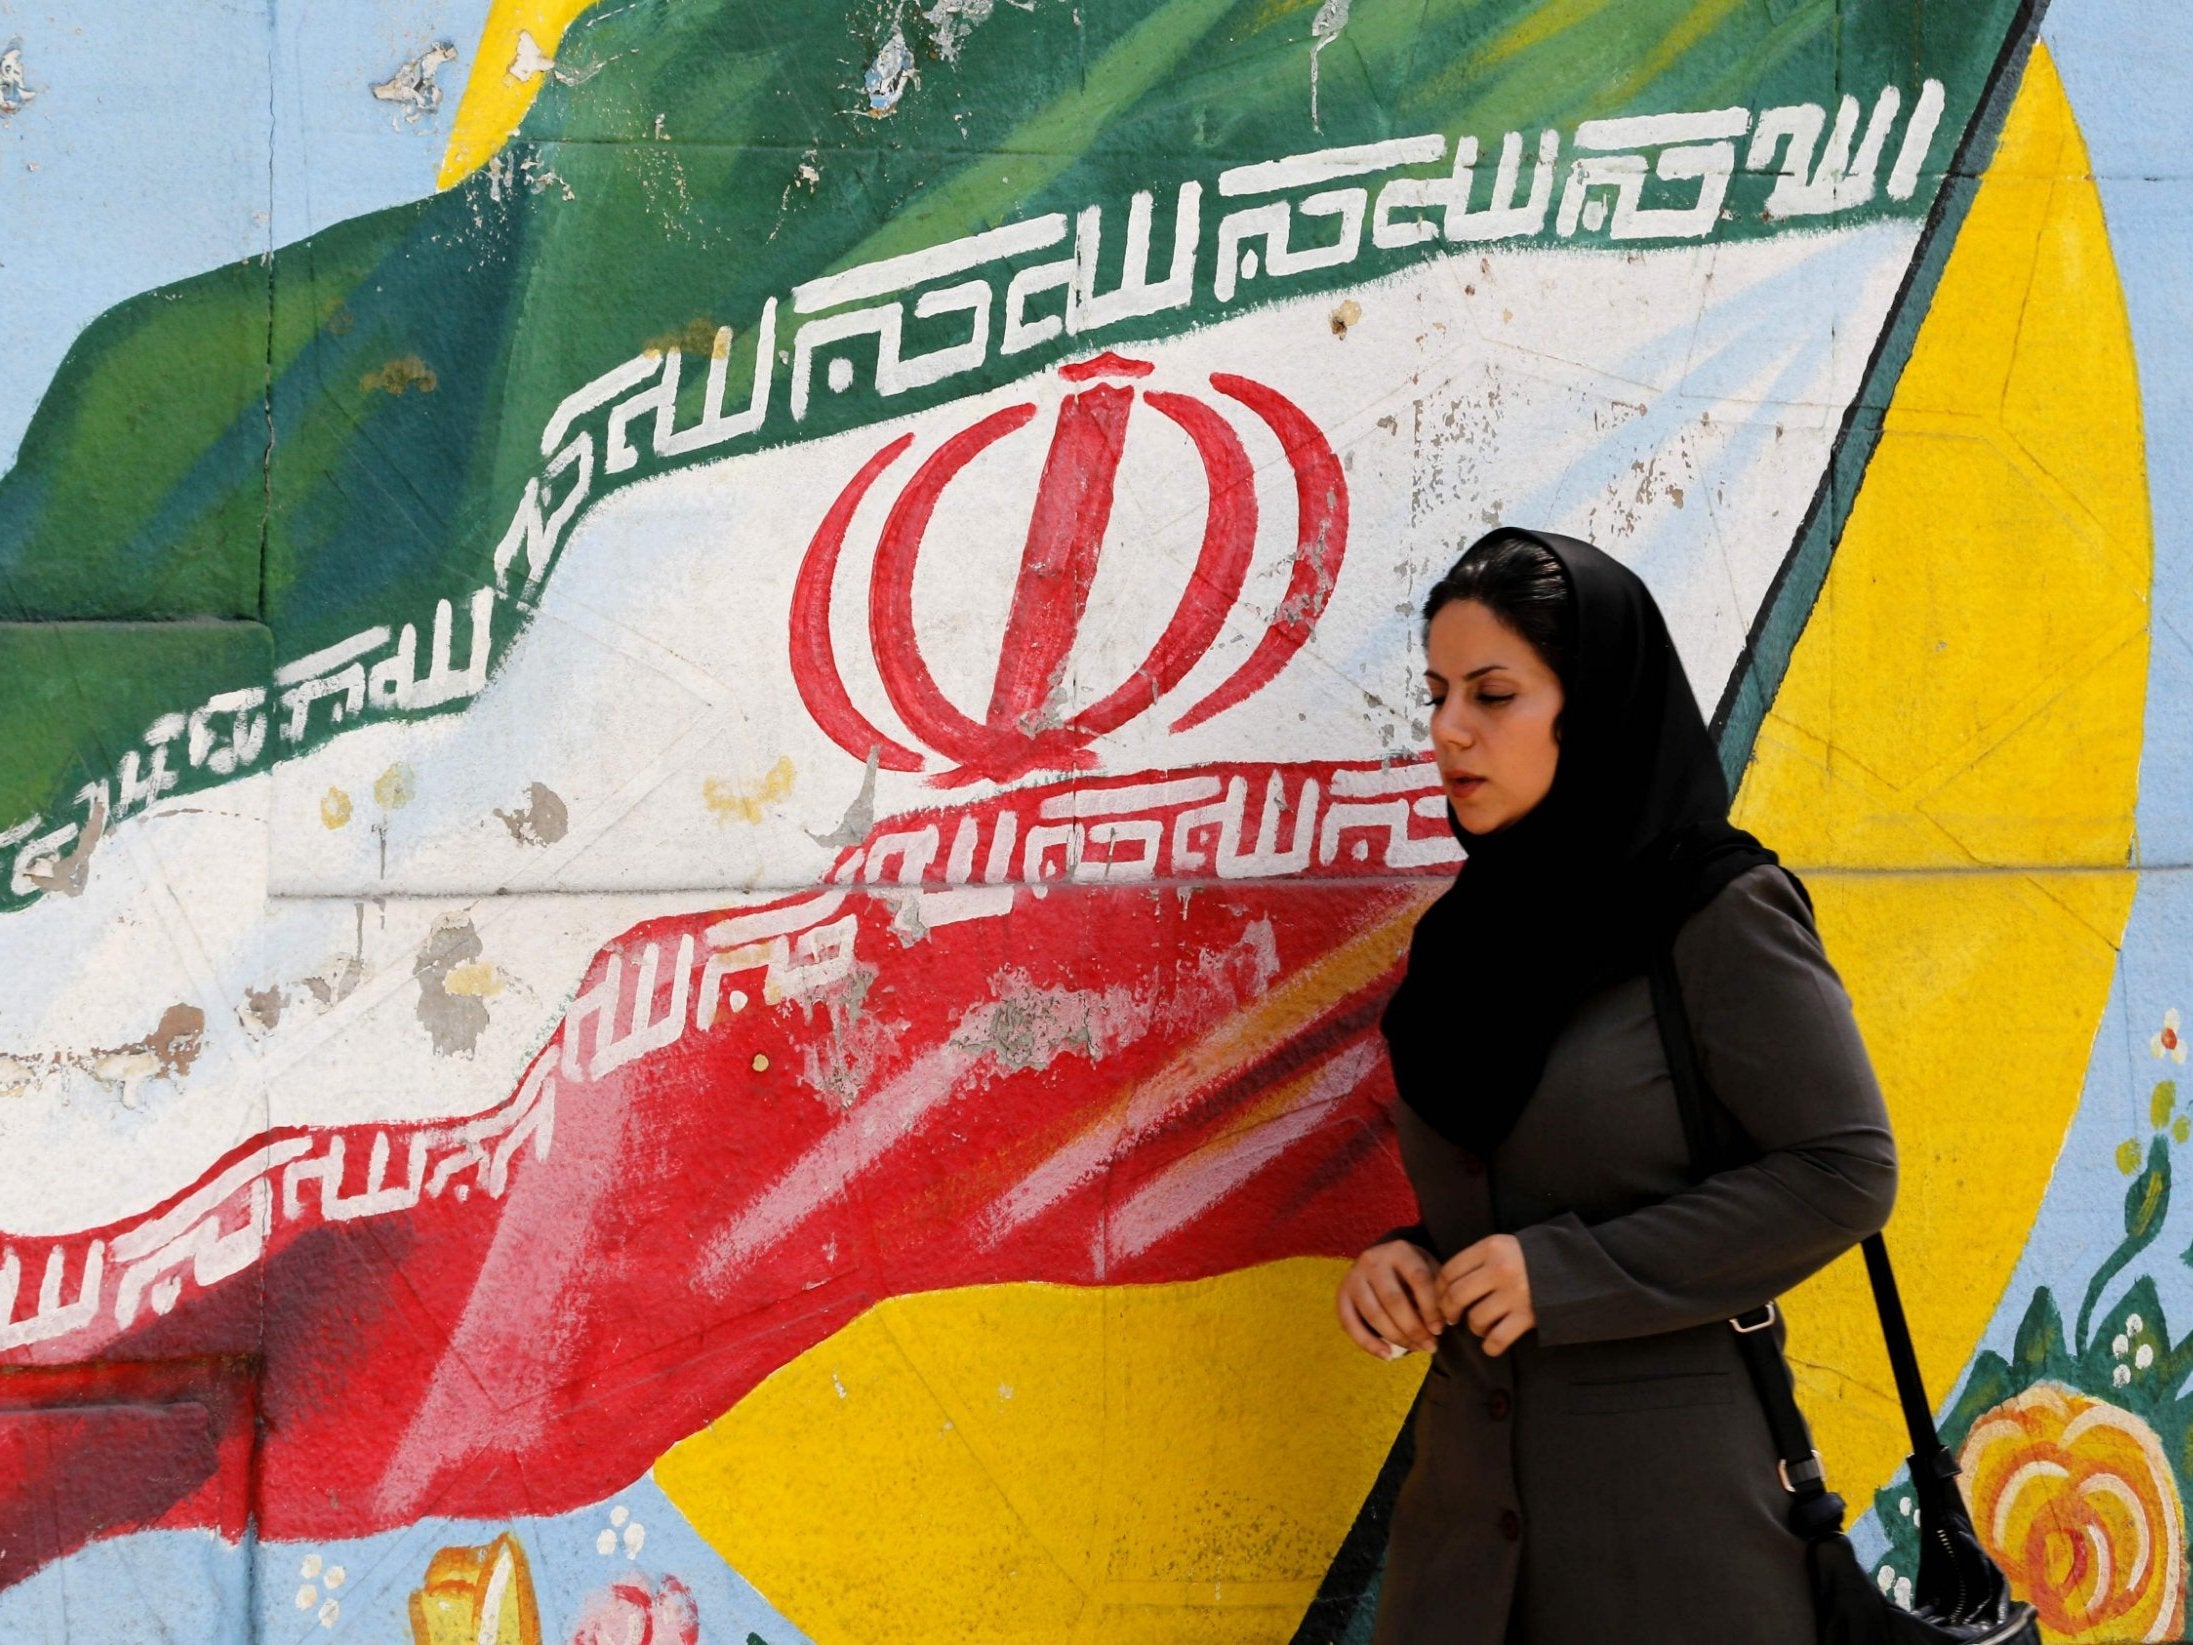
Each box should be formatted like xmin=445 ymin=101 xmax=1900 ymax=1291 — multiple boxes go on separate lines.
xmin=1336 ymin=1239 xmax=1445 ymax=1359
xmin=1438 ymin=1234 xmax=1537 ymax=1356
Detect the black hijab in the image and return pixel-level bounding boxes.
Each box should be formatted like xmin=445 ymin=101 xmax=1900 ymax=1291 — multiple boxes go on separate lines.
xmin=1379 ymin=529 xmax=1782 ymax=1156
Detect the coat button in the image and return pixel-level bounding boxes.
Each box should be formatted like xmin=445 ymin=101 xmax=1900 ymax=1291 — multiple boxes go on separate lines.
xmin=1486 ymin=1388 xmax=1512 ymax=1419
xmin=1499 ymin=1509 xmax=1522 ymax=1542
xmin=1460 ymin=1150 xmax=1486 ymax=1177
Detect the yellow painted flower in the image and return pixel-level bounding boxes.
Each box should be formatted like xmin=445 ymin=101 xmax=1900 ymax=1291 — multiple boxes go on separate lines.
xmin=409 ymin=1532 xmax=541 ymax=1645
xmin=1959 ymin=1382 xmax=2186 ymax=1641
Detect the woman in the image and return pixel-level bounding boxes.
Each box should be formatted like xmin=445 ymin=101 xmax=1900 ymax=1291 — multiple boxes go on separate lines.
xmin=1339 ymin=529 xmax=1897 ymax=1643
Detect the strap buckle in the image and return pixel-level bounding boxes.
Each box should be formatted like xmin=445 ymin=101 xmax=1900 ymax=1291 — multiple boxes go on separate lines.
xmin=1731 ymin=1301 xmax=1779 ymax=1334
xmin=1778 ymin=1450 xmax=1826 ymax=1493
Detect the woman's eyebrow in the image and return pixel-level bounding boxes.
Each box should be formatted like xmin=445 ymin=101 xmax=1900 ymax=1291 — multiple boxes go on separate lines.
xmin=1423 ymin=664 xmax=1512 ymax=683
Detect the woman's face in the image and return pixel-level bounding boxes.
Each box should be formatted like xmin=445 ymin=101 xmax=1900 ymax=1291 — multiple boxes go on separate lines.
xmin=1423 ymin=598 xmax=1564 ymax=834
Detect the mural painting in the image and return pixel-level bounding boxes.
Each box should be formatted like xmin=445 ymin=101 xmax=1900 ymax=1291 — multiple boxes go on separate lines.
xmin=0 ymin=0 xmax=2184 ymax=1640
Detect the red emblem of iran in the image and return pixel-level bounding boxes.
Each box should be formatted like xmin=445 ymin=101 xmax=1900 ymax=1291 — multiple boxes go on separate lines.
xmin=790 ymin=351 xmax=1349 ymax=785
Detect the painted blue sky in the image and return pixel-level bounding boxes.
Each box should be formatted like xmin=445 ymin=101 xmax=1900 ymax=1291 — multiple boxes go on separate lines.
xmin=0 ymin=0 xmax=493 ymax=473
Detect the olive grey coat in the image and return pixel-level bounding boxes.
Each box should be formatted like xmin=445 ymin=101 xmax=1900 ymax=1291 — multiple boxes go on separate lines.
xmin=1370 ymin=865 xmax=1898 ymax=1645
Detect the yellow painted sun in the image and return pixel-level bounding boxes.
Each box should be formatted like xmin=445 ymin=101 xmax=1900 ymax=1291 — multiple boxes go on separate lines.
xmin=438 ymin=0 xmax=602 ymax=188
xmin=641 ymin=37 xmax=2145 ymax=1645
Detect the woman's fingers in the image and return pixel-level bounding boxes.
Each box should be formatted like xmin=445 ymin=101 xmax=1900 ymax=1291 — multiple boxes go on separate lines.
xmin=1465 ymin=1294 xmax=1509 ymax=1338
xmin=1336 ymin=1290 xmax=1397 ymax=1359
xmin=1372 ymin=1270 xmax=1437 ymax=1352
xmin=1438 ymin=1264 xmax=1501 ymax=1325
xmin=1479 ymin=1306 xmax=1535 ymax=1357
xmin=1396 ymin=1251 xmax=1444 ymax=1336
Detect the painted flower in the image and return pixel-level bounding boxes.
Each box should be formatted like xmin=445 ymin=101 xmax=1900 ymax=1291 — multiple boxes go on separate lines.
xmin=2152 ymin=1010 xmax=2187 ymax=1064
xmin=570 ymin=1574 xmax=699 ymax=1645
xmin=1959 ymin=1382 xmax=2186 ymax=1642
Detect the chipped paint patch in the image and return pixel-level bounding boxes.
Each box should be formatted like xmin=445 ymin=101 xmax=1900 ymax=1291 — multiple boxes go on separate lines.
xmin=0 ymin=1003 xmax=204 ymax=1109
xmin=414 ymin=915 xmax=492 ymax=1056
xmin=704 ymin=758 xmax=796 ymax=824
xmin=371 ymin=42 xmax=459 ymax=123
xmin=1329 ymin=297 xmax=1361 ymax=337
xmin=1309 ymin=0 xmax=1349 ymax=129
xmin=242 ymin=984 xmax=286 ymax=1037
xmin=94 ymin=1004 xmax=206 ymax=1109
xmin=494 ymin=781 xmax=569 ymax=846
xmin=811 ymin=749 xmax=880 ymax=849
xmin=23 ymin=793 xmax=105 ymax=899
xmin=509 ymin=29 xmax=556 ymax=82
xmin=862 ymin=28 xmax=916 ymax=116
xmin=924 ymin=0 xmax=995 ymax=63
xmin=0 ymin=39 xmax=33 ymax=119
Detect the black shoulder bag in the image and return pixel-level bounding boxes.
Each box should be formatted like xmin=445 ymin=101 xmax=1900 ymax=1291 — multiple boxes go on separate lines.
xmin=1648 ymin=950 xmax=2039 ymax=1645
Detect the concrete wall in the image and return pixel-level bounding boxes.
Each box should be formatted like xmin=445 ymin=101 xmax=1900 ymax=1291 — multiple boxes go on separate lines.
xmin=0 ymin=0 xmax=2183 ymax=1640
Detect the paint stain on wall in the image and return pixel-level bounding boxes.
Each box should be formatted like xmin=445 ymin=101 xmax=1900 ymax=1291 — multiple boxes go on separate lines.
xmin=322 ymin=787 xmax=353 ymax=828
xmin=703 ymin=758 xmax=795 ymax=824
xmin=360 ymin=356 xmax=439 ymax=396
xmin=415 ymin=915 xmax=492 ymax=1056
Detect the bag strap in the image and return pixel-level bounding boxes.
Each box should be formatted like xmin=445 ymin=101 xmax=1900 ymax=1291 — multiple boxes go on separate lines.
xmin=1646 ymin=949 xmax=1959 ymax=1529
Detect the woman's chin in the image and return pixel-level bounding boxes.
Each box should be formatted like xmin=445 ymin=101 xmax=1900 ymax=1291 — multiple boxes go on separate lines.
xmin=1453 ymin=799 xmax=1514 ymax=835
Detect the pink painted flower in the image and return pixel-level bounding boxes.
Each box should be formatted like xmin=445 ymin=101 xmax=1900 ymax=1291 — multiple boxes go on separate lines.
xmin=569 ymin=1575 xmax=699 ymax=1645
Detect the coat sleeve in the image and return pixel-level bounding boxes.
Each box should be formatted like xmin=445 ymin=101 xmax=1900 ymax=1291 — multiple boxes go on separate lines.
xmin=1513 ymin=868 xmax=1897 ymax=1346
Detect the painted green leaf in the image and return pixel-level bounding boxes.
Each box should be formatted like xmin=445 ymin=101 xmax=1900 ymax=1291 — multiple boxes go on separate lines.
xmin=2077 ymin=1135 xmax=2169 ymax=1352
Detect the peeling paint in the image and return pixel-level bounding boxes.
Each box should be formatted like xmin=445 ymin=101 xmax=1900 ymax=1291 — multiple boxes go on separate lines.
xmin=485 ymin=149 xmax=576 ymax=204
xmin=101 ymin=1004 xmax=206 ymax=1109
xmin=923 ymin=0 xmax=995 ymax=63
xmin=0 ymin=39 xmax=32 ymax=119
xmin=509 ymin=29 xmax=557 ymax=83
xmin=414 ymin=915 xmax=492 ymax=1056
xmin=1309 ymin=0 xmax=1349 ymax=130
xmin=810 ymin=748 xmax=881 ymax=849
xmin=370 ymin=42 xmax=459 ymax=124
xmin=302 ymin=953 xmax=367 ymax=1010
xmin=23 ymin=793 xmax=104 ymax=899
xmin=495 ymin=781 xmax=570 ymax=846
xmin=242 ymin=984 xmax=286 ymax=1037
xmin=862 ymin=28 xmax=917 ymax=117
xmin=1329 ymin=298 xmax=1362 ymax=338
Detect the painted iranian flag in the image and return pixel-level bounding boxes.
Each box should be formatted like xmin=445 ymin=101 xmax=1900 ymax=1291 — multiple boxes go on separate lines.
xmin=0 ymin=0 xmax=2034 ymax=1628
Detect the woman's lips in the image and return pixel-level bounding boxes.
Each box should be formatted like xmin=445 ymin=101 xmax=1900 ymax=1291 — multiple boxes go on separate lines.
xmin=1443 ymin=773 xmax=1485 ymax=797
